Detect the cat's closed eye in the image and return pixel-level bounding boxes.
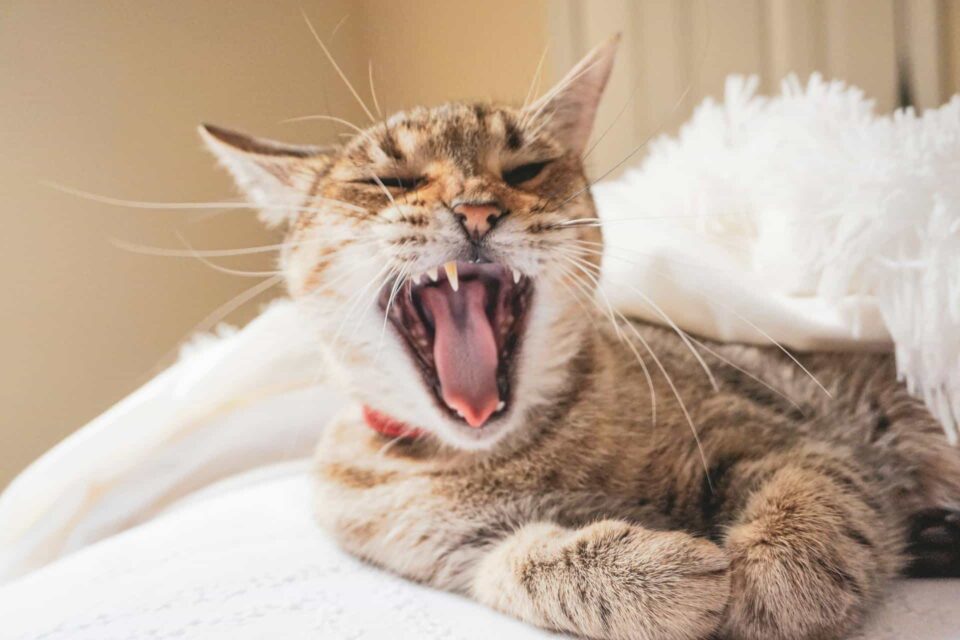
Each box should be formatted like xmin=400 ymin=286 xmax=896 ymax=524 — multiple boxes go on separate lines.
xmin=353 ymin=176 xmax=425 ymax=191
xmin=502 ymin=161 xmax=549 ymax=186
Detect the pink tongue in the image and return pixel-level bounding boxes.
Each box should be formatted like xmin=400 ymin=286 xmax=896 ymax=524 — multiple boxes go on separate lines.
xmin=419 ymin=280 xmax=500 ymax=428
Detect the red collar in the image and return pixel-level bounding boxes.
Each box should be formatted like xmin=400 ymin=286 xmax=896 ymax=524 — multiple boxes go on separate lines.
xmin=362 ymin=406 xmax=425 ymax=439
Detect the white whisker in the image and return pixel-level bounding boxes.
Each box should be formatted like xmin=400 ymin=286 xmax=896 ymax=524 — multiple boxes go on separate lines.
xmin=109 ymin=237 xmax=299 ymax=258
xmin=550 ymin=261 xmax=658 ymax=425
xmin=43 ymin=181 xmax=366 ymax=215
xmin=563 ymin=246 xmax=718 ymax=391
xmin=522 ymin=44 xmax=550 ymax=111
xmin=615 ymin=308 xmax=712 ymax=489
xmin=561 ymin=241 xmax=829 ymax=397
xmin=376 ymin=264 xmax=412 ymax=361
xmin=368 ymin=60 xmax=383 ymax=119
xmin=301 ymin=9 xmax=377 ymax=123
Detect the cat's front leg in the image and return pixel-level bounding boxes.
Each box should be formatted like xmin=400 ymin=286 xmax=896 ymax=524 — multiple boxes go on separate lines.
xmin=720 ymin=452 xmax=903 ymax=640
xmin=316 ymin=454 xmax=728 ymax=640
xmin=473 ymin=519 xmax=730 ymax=640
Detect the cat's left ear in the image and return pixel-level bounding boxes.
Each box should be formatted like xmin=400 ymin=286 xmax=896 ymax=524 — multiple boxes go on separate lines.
xmin=199 ymin=124 xmax=336 ymax=227
xmin=525 ymin=34 xmax=619 ymax=154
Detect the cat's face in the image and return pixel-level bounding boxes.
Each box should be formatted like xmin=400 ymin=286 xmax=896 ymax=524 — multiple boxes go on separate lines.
xmin=203 ymin=38 xmax=617 ymax=450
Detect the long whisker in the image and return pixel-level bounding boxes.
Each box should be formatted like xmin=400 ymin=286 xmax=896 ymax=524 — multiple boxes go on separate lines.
xmin=282 ymin=113 xmax=366 ymax=133
xmin=550 ymin=268 xmax=601 ymax=328
xmin=687 ymin=334 xmax=805 ymax=413
xmin=551 ymin=212 xmax=753 ymax=227
xmin=376 ymin=264 xmax=411 ymax=361
xmin=138 ymin=274 xmax=284 ymax=381
xmin=522 ymin=44 xmax=550 ymax=111
xmin=109 ymin=237 xmax=298 ymax=258
xmin=569 ymin=245 xmax=802 ymax=409
xmin=564 ymin=240 xmax=831 ymax=398
xmin=550 ymin=261 xmax=657 ymax=425
xmin=331 ymin=261 xmax=393 ymax=350
xmin=368 ymin=60 xmax=383 ymax=119
xmin=192 ymin=275 xmax=284 ymax=337
xmin=559 ymin=246 xmax=718 ymax=392
xmin=560 ymin=241 xmax=833 ymax=398
xmin=171 ymin=232 xmax=282 ymax=278
xmin=301 ymin=9 xmax=377 ymax=123
xmin=109 ymin=231 xmax=387 ymax=260
xmin=558 ymin=257 xmax=659 ymax=424
xmin=615 ymin=308 xmax=711 ymax=489
xmin=43 ymin=181 xmax=366 ymax=215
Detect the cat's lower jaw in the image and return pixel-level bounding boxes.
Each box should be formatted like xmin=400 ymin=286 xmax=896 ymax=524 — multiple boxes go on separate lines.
xmin=472 ymin=520 xmax=730 ymax=640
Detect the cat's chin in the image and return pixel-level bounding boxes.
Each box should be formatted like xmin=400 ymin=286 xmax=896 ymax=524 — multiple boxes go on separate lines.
xmin=381 ymin=260 xmax=533 ymax=433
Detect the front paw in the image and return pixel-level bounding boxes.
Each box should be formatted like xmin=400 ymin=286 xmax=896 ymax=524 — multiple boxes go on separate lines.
xmin=590 ymin=522 xmax=731 ymax=640
xmin=475 ymin=521 xmax=730 ymax=640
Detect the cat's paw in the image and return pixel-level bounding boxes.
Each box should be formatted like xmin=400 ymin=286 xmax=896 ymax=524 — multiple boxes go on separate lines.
xmin=592 ymin=522 xmax=730 ymax=640
xmin=474 ymin=520 xmax=730 ymax=640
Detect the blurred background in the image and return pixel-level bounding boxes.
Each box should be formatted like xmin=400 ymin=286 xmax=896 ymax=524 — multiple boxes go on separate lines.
xmin=2 ymin=0 xmax=959 ymax=486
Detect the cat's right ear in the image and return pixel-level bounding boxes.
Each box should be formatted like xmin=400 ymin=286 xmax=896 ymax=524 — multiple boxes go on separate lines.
xmin=524 ymin=35 xmax=619 ymax=155
xmin=199 ymin=124 xmax=336 ymax=227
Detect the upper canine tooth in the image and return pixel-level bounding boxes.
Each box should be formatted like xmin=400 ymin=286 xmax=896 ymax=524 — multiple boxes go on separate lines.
xmin=427 ymin=267 xmax=439 ymax=282
xmin=412 ymin=273 xmax=422 ymax=284
xmin=444 ymin=262 xmax=459 ymax=291
xmin=512 ymin=269 xmax=522 ymax=284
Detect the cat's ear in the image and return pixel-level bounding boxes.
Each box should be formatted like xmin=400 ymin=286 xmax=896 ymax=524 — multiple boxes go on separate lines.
xmin=525 ymin=34 xmax=619 ymax=154
xmin=199 ymin=124 xmax=336 ymax=227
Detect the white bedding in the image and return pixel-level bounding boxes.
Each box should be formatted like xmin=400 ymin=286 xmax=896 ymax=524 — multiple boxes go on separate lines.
xmin=1 ymin=463 xmax=958 ymax=640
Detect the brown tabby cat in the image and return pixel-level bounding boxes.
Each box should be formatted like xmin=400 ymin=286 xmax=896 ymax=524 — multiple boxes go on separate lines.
xmin=202 ymin=37 xmax=960 ymax=640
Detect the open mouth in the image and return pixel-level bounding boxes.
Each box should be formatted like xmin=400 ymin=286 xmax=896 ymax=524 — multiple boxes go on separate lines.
xmin=381 ymin=261 xmax=533 ymax=429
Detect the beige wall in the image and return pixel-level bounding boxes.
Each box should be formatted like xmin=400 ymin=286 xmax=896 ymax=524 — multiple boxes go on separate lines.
xmin=0 ymin=1 xmax=549 ymax=486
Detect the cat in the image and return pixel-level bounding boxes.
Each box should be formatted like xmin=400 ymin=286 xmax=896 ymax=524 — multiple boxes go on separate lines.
xmin=201 ymin=36 xmax=960 ymax=640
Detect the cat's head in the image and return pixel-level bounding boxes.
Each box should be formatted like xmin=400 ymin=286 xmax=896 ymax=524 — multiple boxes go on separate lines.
xmin=202 ymin=37 xmax=617 ymax=450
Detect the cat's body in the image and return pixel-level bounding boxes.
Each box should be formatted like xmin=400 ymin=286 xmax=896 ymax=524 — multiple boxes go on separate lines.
xmin=202 ymin=37 xmax=960 ymax=640
xmin=314 ymin=321 xmax=960 ymax=640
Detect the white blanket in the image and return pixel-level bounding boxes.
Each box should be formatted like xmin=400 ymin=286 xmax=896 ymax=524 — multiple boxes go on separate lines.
xmin=2 ymin=463 xmax=958 ymax=640
xmin=1 ymin=75 xmax=959 ymax=636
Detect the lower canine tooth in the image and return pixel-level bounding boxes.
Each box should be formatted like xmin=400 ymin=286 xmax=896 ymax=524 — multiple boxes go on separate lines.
xmin=496 ymin=401 xmax=505 ymax=411
xmin=444 ymin=262 xmax=459 ymax=291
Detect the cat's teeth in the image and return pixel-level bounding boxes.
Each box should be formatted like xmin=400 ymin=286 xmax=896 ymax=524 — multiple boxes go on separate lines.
xmin=444 ymin=262 xmax=459 ymax=291
xmin=412 ymin=273 xmax=422 ymax=284
xmin=511 ymin=269 xmax=522 ymax=284
xmin=427 ymin=267 xmax=439 ymax=282
xmin=496 ymin=401 xmax=505 ymax=412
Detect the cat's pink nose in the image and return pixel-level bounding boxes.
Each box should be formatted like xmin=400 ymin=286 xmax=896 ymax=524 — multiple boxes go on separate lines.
xmin=453 ymin=202 xmax=504 ymax=241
